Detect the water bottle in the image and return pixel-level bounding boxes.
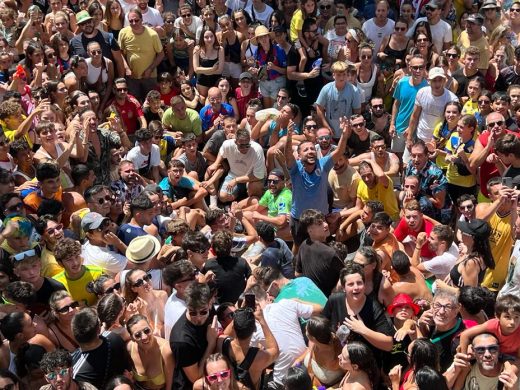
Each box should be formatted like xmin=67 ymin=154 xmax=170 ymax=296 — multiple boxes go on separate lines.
xmin=312 ymin=58 xmax=323 ymax=69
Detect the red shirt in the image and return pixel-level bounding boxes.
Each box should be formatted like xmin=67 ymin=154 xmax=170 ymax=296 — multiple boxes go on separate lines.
xmin=393 ymin=217 xmax=436 ymax=259
xmin=479 ymin=130 xmax=520 ymax=197
xmin=157 ymin=87 xmax=180 ymax=106
xmin=235 ymin=87 xmax=260 ymax=120
xmin=111 ymin=95 xmax=144 ymax=135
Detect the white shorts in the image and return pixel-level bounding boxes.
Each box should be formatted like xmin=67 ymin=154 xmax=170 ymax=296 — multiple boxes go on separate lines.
xmin=259 ymin=76 xmax=286 ymax=99
xmin=223 ymin=62 xmax=242 ymax=79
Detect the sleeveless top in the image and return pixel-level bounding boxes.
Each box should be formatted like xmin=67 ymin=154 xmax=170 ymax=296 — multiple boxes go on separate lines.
xmin=383 ymin=38 xmax=409 ymax=62
xmin=303 ymin=350 xmax=344 ymax=386
xmin=357 ymin=64 xmax=377 ymax=103
xmin=86 ymin=58 xmax=108 ymax=85
xmin=131 ymin=341 xmax=166 ymax=387
xmin=449 ymin=256 xmax=485 ymax=287
xmin=224 ymin=32 xmax=241 ymax=64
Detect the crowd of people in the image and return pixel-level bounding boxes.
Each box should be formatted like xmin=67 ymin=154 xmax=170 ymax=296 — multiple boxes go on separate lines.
xmin=0 ymin=0 xmax=520 ymax=388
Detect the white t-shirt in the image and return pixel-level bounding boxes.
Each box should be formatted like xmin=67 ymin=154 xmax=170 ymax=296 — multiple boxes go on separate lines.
xmin=120 ymin=0 xmax=137 ymax=15
xmin=124 ymin=7 xmax=164 ymax=27
xmin=81 ymin=241 xmax=128 ymax=276
xmin=263 ymin=299 xmax=313 ymax=385
xmin=174 ymin=15 xmax=203 ymax=37
xmin=415 ymin=87 xmax=458 ymax=142
xmin=219 ymin=139 xmax=266 ymax=178
xmin=324 ymin=30 xmax=346 ymax=61
xmin=126 ymin=144 xmax=161 ymax=172
xmin=164 ymin=291 xmax=187 ymax=341
xmin=406 ymin=17 xmax=452 ymax=54
xmin=362 ymin=18 xmax=395 ymax=53
xmin=422 ymin=243 xmax=459 ymax=280
xmin=244 ymin=3 xmax=274 ymax=26
xmin=225 ymin=0 xmax=246 ymax=11
xmin=498 ymin=240 xmax=520 ymax=298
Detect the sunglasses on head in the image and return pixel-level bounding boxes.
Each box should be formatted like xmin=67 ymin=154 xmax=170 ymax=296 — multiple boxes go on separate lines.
xmin=13 ymin=249 xmax=37 ymax=262
xmin=206 ymin=369 xmax=231 ymax=384
xmin=132 ymin=273 xmax=152 ymax=288
xmin=56 ymin=301 xmax=79 ymax=313
xmin=104 ymin=282 xmax=121 ymax=294
xmin=133 ymin=327 xmax=152 ymax=339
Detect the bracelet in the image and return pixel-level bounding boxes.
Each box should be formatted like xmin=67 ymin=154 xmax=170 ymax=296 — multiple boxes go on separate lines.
xmin=415 ymin=246 xmax=422 ymax=250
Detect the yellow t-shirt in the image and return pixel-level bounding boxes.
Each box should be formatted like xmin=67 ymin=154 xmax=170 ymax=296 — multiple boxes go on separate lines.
xmin=290 ymin=9 xmax=304 ymax=42
xmin=1 ymin=116 xmax=33 ymax=148
xmin=432 ymin=122 xmax=454 ymax=170
xmin=356 ymin=174 xmax=399 ymax=220
xmin=462 ymin=100 xmax=479 ymax=116
xmin=482 ymin=212 xmax=514 ymax=291
xmin=53 ymin=265 xmax=104 ymax=306
xmin=445 ymin=131 xmax=477 ymax=188
xmin=457 ymin=31 xmax=490 ymax=71
xmin=118 ymin=26 xmax=163 ymax=79
xmin=40 ymin=246 xmax=64 ymax=278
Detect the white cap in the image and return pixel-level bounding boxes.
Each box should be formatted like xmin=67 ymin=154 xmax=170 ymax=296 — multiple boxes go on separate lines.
xmin=428 ymin=67 xmax=446 ymax=80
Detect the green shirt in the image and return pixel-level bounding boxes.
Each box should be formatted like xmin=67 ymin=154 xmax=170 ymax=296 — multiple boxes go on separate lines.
xmin=161 ymin=107 xmax=202 ymax=136
xmin=274 ymin=277 xmax=327 ymax=307
xmin=258 ymin=187 xmax=292 ymax=217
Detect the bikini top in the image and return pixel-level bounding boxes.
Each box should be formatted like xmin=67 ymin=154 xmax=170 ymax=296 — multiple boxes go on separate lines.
xmin=131 ymin=342 xmax=166 ymax=386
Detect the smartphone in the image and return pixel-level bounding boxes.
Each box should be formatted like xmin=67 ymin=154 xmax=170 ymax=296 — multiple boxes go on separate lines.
xmin=266 ymin=282 xmax=280 ymax=298
xmin=502 ymin=177 xmax=513 ymax=188
xmin=244 ymin=293 xmax=256 ymax=309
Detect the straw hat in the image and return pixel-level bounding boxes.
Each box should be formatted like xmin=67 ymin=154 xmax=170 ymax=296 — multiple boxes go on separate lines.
xmin=126 ymin=235 xmax=161 ymax=264
xmin=251 ymin=25 xmax=273 ymax=45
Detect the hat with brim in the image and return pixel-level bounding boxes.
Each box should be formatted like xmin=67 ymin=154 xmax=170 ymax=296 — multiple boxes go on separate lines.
xmin=81 ymin=212 xmax=109 ymax=232
xmin=387 ymin=293 xmax=420 ymax=316
xmin=425 ymin=0 xmax=440 ymax=8
xmin=126 ymin=235 xmax=161 ymax=264
xmin=428 ymin=67 xmax=446 ymax=80
xmin=76 ymin=10 xmax=93 ymax=24
xmin=480 ymin=0 xmax=499 ymax=10
xmin=251 ymin=25 xmax=274 ymax=45
xmin=466 ymin=13 xmax=484 ymax=25
xmin=458 ymin=219 xmax=491 ymax=239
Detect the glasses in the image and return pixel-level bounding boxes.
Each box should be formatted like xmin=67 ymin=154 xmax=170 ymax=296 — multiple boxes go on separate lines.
xmin=206 ymin=369 xmax=231 ymax=384
xmin=373 ymin=144 xmax=386 ymax=149
xmin=512 ymin=7 xmax=520 ymax=11
xmin=56 ymin=301 xmax=79 ymax=313
xmin=372 ymin=104 xmax=384 ymax=110
xmin=45 ymin=368 xmax=69 ymax=381
xmin=90 ymin=49 xmax=102 ymax=55
xmin=351 ymin=122 xmax=365 ymax=128
xmin=395 ymin=26 xmax=406 ymax=31
xmin=46 ymin=224 xmax=63 ymax=235
xmin=165 ymin=20 xmax=175 ymax=24
xmin=97 ymin=195 xmax=114 ymax=204
xmin=361 ymin=55 xmax=372 ymax=60
xmin=425 ymin=5 xmax=435 ymax=11
xmin=459 ymin=204 xmax=474 ymax=210
xmin=267 ymin=179 xmax=281 ymax=184
xmin=487 ymin=120 xmax=504 ymax=128
xmin=416 ymin=37 xmax=429 ymax=42
xmin=104 ymin=282 xmax=121 ymax=294
xmin=46 ymin=52 xmax=56 ymax=58
xmin=128 ymin=18 xmax=141 ymax=24
xmin=6 ymin=202 xmax=23 ymax=213
xmin=181 ymin=13 xmax=191 ymax=17
xmin=433 ymin=302 xmax=455 ymax=312
xmin=116 ymin=87 xmax=128 ymax=92
xmin=411 ymin=65 xmax=424 ymax=71
xmin=473 ymin=344 xmax=499 ymax=355
xmin=320 ymin=4 xmax=331 ymax=9
xmin=132 ymin=273 xmax=152 ymax=288
xmin=447 ymin=53 xmax=458 ymax=58
xmin=13 ymin=249 xmax=37 ymax=261
xmin=0 ymin=383 xmax=15 ymax=390
xmin=188 ymin=308 xmax=209 ymax=317
xmin=318 ymin=135 xmax=331 ymax=141
xmin=478 ymin=99 xmax=490 ymax=105
xmin=237 ymin=143 xmax=251 ymax=149
xmin=133 ymin=327 xmax=152 ymax=339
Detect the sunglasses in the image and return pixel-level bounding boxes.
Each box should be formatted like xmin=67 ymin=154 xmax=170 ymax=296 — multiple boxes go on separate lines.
xmin=352 ymin=122 xmax=365 ymax=128
xmin=56 ymin=301 xmax=79 ymax=313
xmin=411 ymin=65 xmax=424 ymax=71
xmin=416 ymin=37 xmax=429 ymax=42
xmin=45 ymin=368 xmax=69 ymax=381
xmin=320 ymin=4 xmax=331 ymax=9
xmin=116 ymin=87 xmax=128 ymax=92
xmin=305 ymin=124 xmax=317 ymax=129
xmin=447 ymin=53 xmax=459 ymax=58
xmin=104 ymin=282 xmax=121 ymax=294
xmin=372 ymin=104 xmax=384 ymax=109
xmin=318 ymin=135 xmax=331 ymax=140
xmin=97 ymin=195 xmax=114 ymax=204
xmin=459 ymin=204 xmax=474 ymax=210
xmin=188 ymin=308 xmax=209 ymax=317
xmin=6 ymin=202 xmax=23 ymax=213
xmin=267 ymin=179 xmax=281 ymax=184
xmin=478 ymin=99 xmax=490 ymax=105
xmin=90 ymin=49 xmax=102 ymax=55
xmin=46 ymin=224 xmax=63 ymax=235
xmin=425 ymin=5 xmax=436 ymax=11
xmin=133 ymin=327 xmax=152 ymax=339
xmin=473 ymin=345 xmax=499 ymax=355
xmin=395 ymin=26 xmax=406 ymax=31
xmin=206 ymin=369 xmax=231 ymax=384
xmin=165 ymin=20 xmax=175 ymax=24
xmin=181 ymin=13 xmax=191 ymax=17
xmin=128 ymin=18 xmax=141 ymax=24
xmin=132 ymin=273 xmax=152 ymax=288
xmin=361 ymin=55 xmax=372 ymax=60
xmin=487 ymin=120 xmax=504 ymax=128
xmin=13 ymin=249 xmax=37 ymax=261
xmin=512 ymin=7 xmax=520 ymax=11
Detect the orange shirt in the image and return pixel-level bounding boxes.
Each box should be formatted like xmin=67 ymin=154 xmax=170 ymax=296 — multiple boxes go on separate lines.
xmin=23 ymin=187 xmax=63 ymax=214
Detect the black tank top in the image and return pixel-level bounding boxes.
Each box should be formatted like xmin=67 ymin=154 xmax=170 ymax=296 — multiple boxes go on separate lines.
xmin=224 ymin=32 xmax=241 ymax=64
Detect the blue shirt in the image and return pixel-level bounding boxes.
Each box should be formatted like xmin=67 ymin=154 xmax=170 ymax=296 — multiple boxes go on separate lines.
xmin=316 ymin=82 xmax=361 ymax=138
xmin=290 ymin=155 xmax=334 ymax=219
xmin=199 ymin=103 xmax=235 ymax=132
xmin=159 ymin=176 xmax=196 ymax=201
xmin=404 ymin=160 xmax=448 ymax=197
xmin=117 ymin=223 xmax=147 ymax=246
xmin=393 ymin=76 xmax=428 ymax=134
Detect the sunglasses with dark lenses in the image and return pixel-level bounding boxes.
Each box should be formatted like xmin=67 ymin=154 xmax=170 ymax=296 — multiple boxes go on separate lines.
xmin=181 ymin=13 xmax=191 ymax=17
xmin=320 ymin=4 xmax=331 ymax=9
xmin=188 ymin=308 xmax=209 ymax=317
xmin=90 ymin=49 xmax=102 ymax=55
xmin=116 ymin=87 xmax=128 ymax=92
xmin=372 ymin=104 xmax=384 ymax=110
xmin=97 ymin=195 xmax=114 ymax=205
xmin=487 ymin=120 xmax=505 ymax=128
xmin=411 ymin=65 xmax=424 ymax=71
xmin=104 ymin=282 xmax=121 ymax=294
xmin=511 ymin=7 xmax=520 ymax=11
xmin=361 ymin=55 xmax=372 ymax=60
xmin=56 ymin=301 xmax=80 ymax=313
xmin=206 ymin=369 xmax=231 ymax=384
xmin=45 ymin=368 xmax=69 ymax=381
xmin=133 ymin=327 xmax=152 ymax=339
xmin=46 ymin=224 xmax=64 ymax=235
xmin=473 ymin=345 xmax=499 ymax=355
xmin=318 ymin=135 xmax=331 ymax=140
xmin=267 ymin=179 xmax=281 ymax=184
xmin=459 ymin=204 xmax=474 ymax=210
xmin=305 ymin=124 xmax=317 ymax=129
xmin=6 ymin=202 xmax=23 ymax=212
xmin=395 ymin=26 xmax=406 ymax=31
xmin=478 ymin=99 xmax=490 ymax=105
xmin=447 ymin=53 xmax=459 ymax=58
xmin=132 ymin=273 xmax=152 ymax=288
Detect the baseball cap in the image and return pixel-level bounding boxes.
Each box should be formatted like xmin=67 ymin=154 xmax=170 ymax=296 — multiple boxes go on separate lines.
xmin=239 ymin=72 xmax=253 ymax=81
xmin=428 ymin=67 xmax=446 ymax=80
xmin=81 ymin=212 xmax=109 ymax=232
